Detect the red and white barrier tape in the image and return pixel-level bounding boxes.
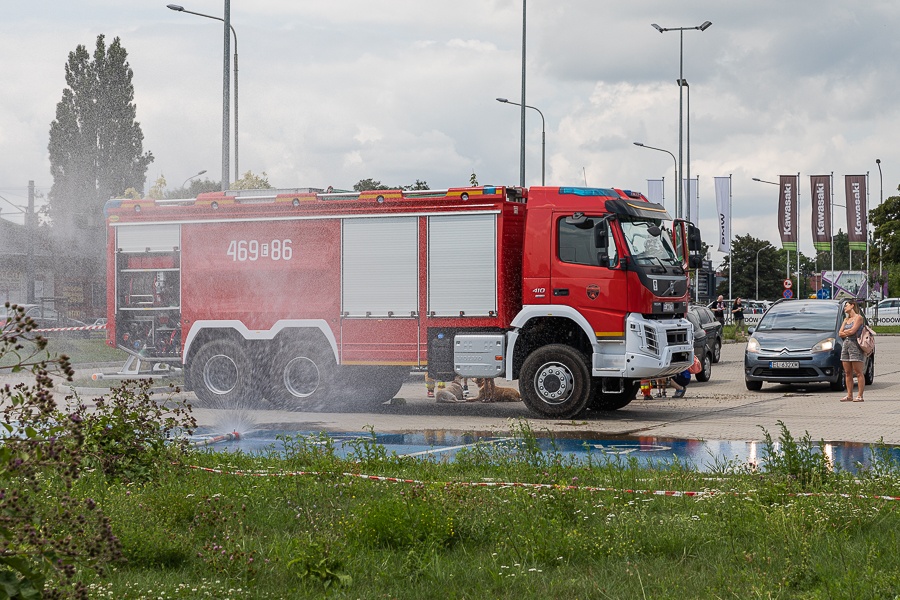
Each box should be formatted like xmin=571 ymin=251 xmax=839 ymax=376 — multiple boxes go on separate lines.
xmin=181 ymin=464 xmax=900 ymax=501
xmin=33 ymin=324 xmax=107 ymax=333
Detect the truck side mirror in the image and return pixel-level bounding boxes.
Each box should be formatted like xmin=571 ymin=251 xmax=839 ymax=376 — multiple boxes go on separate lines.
xmin=594 ymin=223 xmax=608 ymax=251
xmin=688 ymin=223 xmax=702 ymax=253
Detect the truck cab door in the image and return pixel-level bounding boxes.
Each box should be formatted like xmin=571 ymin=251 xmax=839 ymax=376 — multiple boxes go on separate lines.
xmin=550 ymin=213 xmax=628 ymax=340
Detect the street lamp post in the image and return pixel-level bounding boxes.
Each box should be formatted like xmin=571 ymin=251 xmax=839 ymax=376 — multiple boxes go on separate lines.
xmin=677 ymin=78 xmax=691 ymax=224
xmin=876 ymin=158 xmax=884 ymax=295
xmin=756 ymin=247 xmax=765 ymax=300
xmin=181 ymin=169 xmax=208 ymax=190
xmin=497 ymin=98 xmax=545 ymax=185
xmin=634 ymin=142 xmax=677 ymax=211
xmin=751 ymin=177 xmax=794 ymax=292
xmin=168 ymin=4 xmax=238 ymax=187
xmin=651 ymin=20 xmax=711 ymax=220
xmin=519 ymin=0 xmax=526 ymax=187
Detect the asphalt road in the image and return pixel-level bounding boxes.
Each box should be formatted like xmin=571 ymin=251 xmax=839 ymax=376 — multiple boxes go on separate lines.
xmin=34 ymin=335 xmax=895 ymax=446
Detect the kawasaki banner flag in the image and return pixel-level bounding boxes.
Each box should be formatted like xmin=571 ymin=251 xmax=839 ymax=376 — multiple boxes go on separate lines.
xmin=844 ymin=175 xmax=867 ymax=251
xmin=810 ymin=175 xmax=832 ymax=252
xmin=778 ymin=175 xmax=798 ymax=251
xmin=714 ymin=176 xmax=731 ymax=253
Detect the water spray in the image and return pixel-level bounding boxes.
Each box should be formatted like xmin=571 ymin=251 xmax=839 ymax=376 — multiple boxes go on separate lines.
xmin=192 ymin=431 xmax=241 ymax=447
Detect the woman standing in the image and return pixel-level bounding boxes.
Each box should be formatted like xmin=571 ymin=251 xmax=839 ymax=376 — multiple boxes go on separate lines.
xmin=838 ymin=299 xmax=866 ymax=402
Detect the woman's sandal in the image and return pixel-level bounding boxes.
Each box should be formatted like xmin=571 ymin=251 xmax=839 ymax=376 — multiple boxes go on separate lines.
xmin=839 ymin=396 xmax=853 ymax=402
xmin=854 ymin=396 xmax=864 ymax=402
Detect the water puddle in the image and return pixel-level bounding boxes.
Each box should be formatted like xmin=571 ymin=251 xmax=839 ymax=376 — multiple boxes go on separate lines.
xmin=189 ymin=428 xmax=900 ymax=474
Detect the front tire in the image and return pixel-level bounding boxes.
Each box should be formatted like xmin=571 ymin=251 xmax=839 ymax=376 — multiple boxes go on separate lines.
xmin=267 ymin=338 xmax=336 ymax=411
xmin=745 ymin=379 xmax=763 ymax=391
xmin=191 ymin=339 xmax=259 ymax=408
xmin=829 ymin=365 xmax=846 ymax=391
xmin=695 ymin=352 xmax=712 ymax=382
xmin=519 ymin=344 xmax=590 ymax=418
xmin=864 ymin=355 xmax=875 ymax=386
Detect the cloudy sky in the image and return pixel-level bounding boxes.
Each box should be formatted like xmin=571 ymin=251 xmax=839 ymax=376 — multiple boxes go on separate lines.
xmin=1 ymin=1 xmax=898 ymax=268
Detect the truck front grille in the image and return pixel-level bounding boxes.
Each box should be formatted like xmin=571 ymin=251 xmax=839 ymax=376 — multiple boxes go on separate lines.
xmin=643 ymin=325 xmax=660 ymax=355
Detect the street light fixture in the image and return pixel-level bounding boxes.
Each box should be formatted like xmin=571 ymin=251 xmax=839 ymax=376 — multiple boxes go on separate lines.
xmin=633 ymin=142 xmax=677 ymax=211
xmin=181 ymin=169 xmax=208 ymax=189
xmin=168 ymin=3 xmax=238 ymax=188
xmin=650 ymin=20 xmax=712 ymax=220
xmin=497 ymin=98 xmax=545 ymax=185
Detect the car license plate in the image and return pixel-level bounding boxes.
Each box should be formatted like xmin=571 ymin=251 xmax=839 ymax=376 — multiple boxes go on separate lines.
xmin=663 ymin=302 xmax=674 ymax=312
xmin=770 ymin=361 xmax=799 ymax=369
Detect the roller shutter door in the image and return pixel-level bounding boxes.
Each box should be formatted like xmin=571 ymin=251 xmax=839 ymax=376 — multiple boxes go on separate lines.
xmin=428 ymin=214 xmax=497 ymax=317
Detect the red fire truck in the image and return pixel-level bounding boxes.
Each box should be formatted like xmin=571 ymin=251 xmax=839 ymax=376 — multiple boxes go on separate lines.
xmin=104 ymin=185 xmax=700 ymax=418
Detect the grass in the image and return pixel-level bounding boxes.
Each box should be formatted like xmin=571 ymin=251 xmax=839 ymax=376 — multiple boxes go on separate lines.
xmin=54 ymin=421 xmax=900 ymax=598
xmin=0 ymin=334 xmax=126 ymax=369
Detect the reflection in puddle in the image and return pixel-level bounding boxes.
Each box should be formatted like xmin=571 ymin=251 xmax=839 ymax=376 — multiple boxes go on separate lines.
xmin=188 ymin=428 xmax=900 ymax=474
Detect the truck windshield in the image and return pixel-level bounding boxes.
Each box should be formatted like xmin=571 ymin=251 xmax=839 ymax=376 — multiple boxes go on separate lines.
xmin=621 ymin=220 xmax=679 ymax=266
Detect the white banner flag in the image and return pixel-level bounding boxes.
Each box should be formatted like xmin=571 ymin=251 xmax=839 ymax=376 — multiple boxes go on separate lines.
xmin=714 ymin=176 xmax=731 ymax=253
xmin=646 ymin=179 xmax=664 ymax=206
xmin=683 ymin=178 xmax=699 ymax=226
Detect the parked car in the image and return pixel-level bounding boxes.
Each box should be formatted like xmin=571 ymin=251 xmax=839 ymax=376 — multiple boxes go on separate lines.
xmin=865 ymin=298 xmax=900 ymax=323
xmin=0 ymin=304 xmax=85 ymax=332
xmin=744 ymin=298 xmax=874 ymax=391
xmin=685 ymin=309 xmax=713 ymax=382
xmin=689 ymin=304 xmax=723 ymax=363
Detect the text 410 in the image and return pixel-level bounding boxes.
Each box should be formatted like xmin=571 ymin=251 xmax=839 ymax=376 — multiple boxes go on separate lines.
xmin=226 ymin=239 xmax=293 ymax=261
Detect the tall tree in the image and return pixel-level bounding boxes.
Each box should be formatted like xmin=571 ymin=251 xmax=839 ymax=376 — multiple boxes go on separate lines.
xmin=48 ymin=34 xmax=153 ymax=240
xmin=869 ymin=186 xmax=900 ymax=264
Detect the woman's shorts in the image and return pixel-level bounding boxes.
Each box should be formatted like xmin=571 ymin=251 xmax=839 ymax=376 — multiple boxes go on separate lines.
xmin=841 ymin=338 xmax=865 ymax=363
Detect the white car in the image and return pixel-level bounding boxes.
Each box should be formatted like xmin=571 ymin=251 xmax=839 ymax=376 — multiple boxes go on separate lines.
xmin=866 ymin=298 xmax=900 ymax=323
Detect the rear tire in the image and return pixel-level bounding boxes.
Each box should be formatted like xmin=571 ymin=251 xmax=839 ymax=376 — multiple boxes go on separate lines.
xmin=588 ymin=379 xmax=638 ymax=411
xmin=712 ymin=338 xmax=722 ymax=363
xmin=191 ymin=339 xmax=260 ymax=408
xmin=267 ymin=337 xmax=336 ymax=411
xmin=338 ymin=366 xmax=410 ymax=410
xmin=519 ymin=344 xmax=590 ymax=419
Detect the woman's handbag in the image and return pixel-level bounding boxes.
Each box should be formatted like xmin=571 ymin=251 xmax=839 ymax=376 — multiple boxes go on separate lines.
xmin=688 ymin=355 xmax=703 ymax=374
xmin=857 ymin=325 xmax=876 ymax=356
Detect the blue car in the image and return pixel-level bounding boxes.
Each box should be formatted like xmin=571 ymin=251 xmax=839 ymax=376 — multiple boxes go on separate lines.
xmin=744 ymin=299 xmax=874 ymax=391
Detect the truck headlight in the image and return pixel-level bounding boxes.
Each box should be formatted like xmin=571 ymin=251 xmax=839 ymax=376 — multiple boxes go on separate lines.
xmin=746 ymin=337 xmax=760 ymax=353
xmin=811 ymin=337 xmax=835 ymax=353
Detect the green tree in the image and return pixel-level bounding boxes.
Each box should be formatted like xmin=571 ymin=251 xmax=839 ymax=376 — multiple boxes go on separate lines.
xmin=48 ymin=34 xmax=153 ymax=235
xmin=470 ymin=172 xmax=479 ymax=186
xmin=869 ymin=186 xmax=900 ymax=265
xmin=402 ymin=180 xmax=429 ymax=190
xmin=164 ymin=177 xmax=222 ymax=199
xmin=353 ymin=178 xmax=391 ymax=192
xmin=231 ymin=170 xmax=273 ymax=190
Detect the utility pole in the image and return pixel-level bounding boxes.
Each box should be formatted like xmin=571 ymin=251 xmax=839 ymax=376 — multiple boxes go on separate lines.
xmin=26 ymin=180 xmax=35 ymax=303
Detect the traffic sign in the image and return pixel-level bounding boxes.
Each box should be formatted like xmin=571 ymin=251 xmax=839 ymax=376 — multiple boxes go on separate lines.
xmin=783 ymin=289 xmax=794 ymax=299
xmin=816 ymin=288 xmax=830 ymax=299
xmin=783 ymin=279 xmax=793 ymax=289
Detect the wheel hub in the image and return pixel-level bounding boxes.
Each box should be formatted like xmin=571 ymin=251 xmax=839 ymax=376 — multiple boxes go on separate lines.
xmin=203 ymin=354 xmax=238 ymax=395
xmin=284 ymin=356 xmax=321 ymax=398
xmin=534 ymin=363 xmax=574 ymax=405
